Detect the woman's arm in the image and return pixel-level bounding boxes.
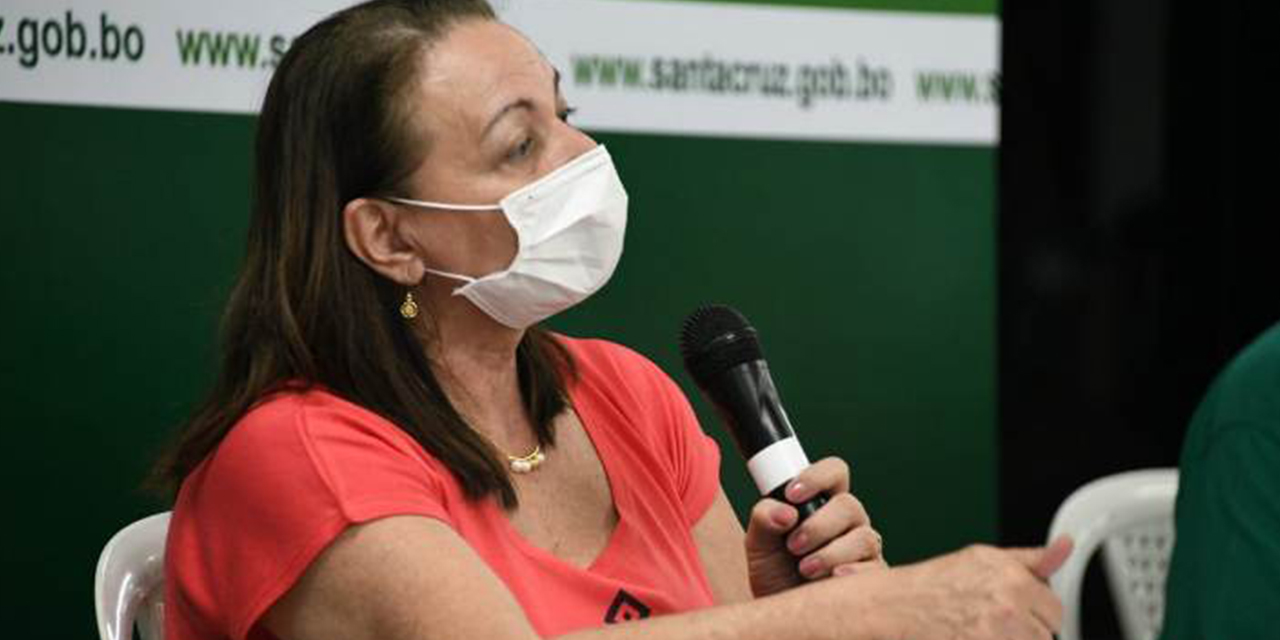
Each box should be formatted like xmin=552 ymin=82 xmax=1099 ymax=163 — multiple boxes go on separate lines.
xmin=690 ymin=489 xmax=752 ymax=604
xmin=262 ymin=513 xmax=881 ymax=640
xmin=263 ymin=513 xmax=1071 ymax=640
xmin=262 ymin=516 xmax=536 ymax=640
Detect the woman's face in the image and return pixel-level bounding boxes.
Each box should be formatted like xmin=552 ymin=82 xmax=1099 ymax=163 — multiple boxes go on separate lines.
xmin=398 ymin=19 xmax=595 ymax=279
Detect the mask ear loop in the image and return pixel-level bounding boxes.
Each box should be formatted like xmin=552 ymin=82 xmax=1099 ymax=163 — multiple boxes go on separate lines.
xmin=382 ymin=196 xmax=502 ymax=286
xmin=423 ymin=267 xmax=479 ymax=286
xmin=383 ymin=195 xmax=501 ymax=212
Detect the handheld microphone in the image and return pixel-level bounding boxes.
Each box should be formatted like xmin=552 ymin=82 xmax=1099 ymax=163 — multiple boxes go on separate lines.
xmin=680 ymin=304 xmax=827 ymax=522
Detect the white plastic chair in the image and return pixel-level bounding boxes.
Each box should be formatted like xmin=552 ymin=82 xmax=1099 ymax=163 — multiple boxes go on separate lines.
xmin=95 ymin=512 xmax=171 ymax=640
xmin=1048 ymin=469 xmax=1179 ymax=640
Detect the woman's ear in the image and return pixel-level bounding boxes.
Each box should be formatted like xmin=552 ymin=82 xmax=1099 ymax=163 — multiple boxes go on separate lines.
xmin=342 ymin=197 xmax=425 ymax=286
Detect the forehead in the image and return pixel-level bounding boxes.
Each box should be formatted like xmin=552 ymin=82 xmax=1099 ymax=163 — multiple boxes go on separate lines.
xmin=414 ymin=21 xmax=553 ymax=133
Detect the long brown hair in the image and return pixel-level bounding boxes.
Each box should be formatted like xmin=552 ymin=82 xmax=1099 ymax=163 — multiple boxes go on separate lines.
xmin=152 ymin=0 xmax=573 ymax=509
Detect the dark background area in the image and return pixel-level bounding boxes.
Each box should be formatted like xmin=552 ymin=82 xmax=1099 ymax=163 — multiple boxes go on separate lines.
xmin=1000 ymin=0 xmax=1279 ymax=635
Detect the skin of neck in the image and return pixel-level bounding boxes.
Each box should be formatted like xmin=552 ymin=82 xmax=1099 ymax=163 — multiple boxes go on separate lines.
xmin=413 ymin=275 xmax=538 ymax=453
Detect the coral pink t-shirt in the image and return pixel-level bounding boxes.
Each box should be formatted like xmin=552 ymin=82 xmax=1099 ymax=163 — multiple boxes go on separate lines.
xmin=165 ymin=337 xmax=723 ymax=640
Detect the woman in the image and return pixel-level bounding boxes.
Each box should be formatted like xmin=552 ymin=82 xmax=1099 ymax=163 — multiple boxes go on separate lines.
xmin=156 ymin=1 xmax=1070 ymax=639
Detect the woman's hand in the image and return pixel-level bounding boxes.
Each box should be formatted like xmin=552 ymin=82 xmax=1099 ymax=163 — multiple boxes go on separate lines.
xmin=864 ymin=536 xmax=1074 ymax=640
xmin=743 ymin=457 xmax=886 ymax=598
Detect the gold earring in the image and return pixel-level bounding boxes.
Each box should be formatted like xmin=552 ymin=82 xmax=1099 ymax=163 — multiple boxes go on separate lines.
xmin=399 ymin=292 xmax=419 ymax=319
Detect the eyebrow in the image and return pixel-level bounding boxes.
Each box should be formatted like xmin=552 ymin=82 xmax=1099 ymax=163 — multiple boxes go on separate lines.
xmin=481 ymin=67 xmax=564 ymax=139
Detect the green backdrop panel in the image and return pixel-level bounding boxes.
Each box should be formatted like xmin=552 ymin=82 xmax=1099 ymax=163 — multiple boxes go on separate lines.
xmin=1 ymin=102 xmax=252 ymax=637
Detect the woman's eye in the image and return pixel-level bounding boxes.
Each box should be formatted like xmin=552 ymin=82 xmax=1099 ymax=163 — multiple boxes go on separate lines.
xmin=558 ymin=106 xmax=578 ymax=123
xmin=508 ymin=137 xmax=534 ymax=161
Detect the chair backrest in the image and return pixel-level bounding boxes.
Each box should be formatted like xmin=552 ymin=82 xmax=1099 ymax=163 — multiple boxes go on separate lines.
xmin=95 ymin=512 xmax=172 ymax=640
xmin=1048 ymin=469 xmax=1178 ymax=640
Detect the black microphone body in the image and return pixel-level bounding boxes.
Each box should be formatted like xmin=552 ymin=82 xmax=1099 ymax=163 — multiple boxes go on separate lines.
xmin=681 ymin=306 xmax=828 ymax=522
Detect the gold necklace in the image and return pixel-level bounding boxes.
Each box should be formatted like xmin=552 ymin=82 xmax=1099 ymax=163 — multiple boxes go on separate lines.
xmin=507 ymin=445 xmax=546 ymax=474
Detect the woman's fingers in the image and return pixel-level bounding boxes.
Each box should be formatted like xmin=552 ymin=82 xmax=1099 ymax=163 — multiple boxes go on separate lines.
xmin=743 ymin=456 xmax=881 ymax=593
xmin=795 ymin=525 xmax=885 ymax=579
xmin=1026 ymin=580 xmax=1065 ymax=633
xmin=1033 ymin=536 xmax=1074 ymax=580
xmin=831 ymin=558 xmax=889 ymax=577
xmin=1002 ymin=536 xmax=1073 ymax=581
xmin=785 ymin=491 xmax=871 ymax=555
xmin=743 ymin=498 xmax=808 ymax=597
xmin=776 ymin=456 xmax=883 ymax=582
xmin=967 ymin=545 xmax=1066 ymax=639
xmin=743 ymin=498 xmax=799 ymax=556
xmin=784 ymin=456 xmax=851 ymax=502
xmin=1002 ymin=574 xmax=1061 ymax=639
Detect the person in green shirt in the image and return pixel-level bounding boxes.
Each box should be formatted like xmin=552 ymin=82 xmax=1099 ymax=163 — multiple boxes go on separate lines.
xmin=1161 ymin=321 xmax=1280 ymax=640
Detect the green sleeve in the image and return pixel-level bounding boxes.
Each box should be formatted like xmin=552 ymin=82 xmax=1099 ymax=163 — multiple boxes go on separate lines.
xmin=1160 ymin=423 xmax=1280 ymax=640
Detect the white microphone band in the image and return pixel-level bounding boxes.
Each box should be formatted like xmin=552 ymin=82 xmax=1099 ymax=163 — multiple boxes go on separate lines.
xmin=745 ymin=436 xmax=811 ymax=495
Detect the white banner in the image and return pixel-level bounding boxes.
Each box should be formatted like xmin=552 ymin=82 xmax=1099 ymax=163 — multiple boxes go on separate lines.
xmin=0 ymin=0 xmax=999 ymax=144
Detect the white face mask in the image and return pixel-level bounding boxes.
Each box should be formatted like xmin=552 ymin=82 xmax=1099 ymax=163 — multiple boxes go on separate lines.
xmin=386 ymin=145 xmax=628 ymax=329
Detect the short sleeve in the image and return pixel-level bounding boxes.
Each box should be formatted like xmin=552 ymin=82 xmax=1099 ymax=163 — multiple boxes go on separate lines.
xmin=1161 ymin=423 xmax=1280 ymax=640
xmin=167 ymin=392 xmax=453 ymax=640
xmin=652 ymin=366 xmax=723 ymax=524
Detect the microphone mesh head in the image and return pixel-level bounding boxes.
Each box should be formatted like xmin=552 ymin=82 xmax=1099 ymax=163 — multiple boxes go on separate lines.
xmin=680 ymin=304 xmax=763 ymax=385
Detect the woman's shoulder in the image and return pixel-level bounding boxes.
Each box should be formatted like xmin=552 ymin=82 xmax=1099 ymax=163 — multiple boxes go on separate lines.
xmin=195 ymin=386 xmax=442 ymax=498
xmin=176 ymin=387 xmax=453 ymax=542
xmin=555 ymin=334 xmax=669 ymax=381
xmin=168 ymin=389 xmax=456 ymax=640
xmin=222 ymin=387 xmax=414 ymax=453
xmin=554 ymin=334 xmax=696 ymax=426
